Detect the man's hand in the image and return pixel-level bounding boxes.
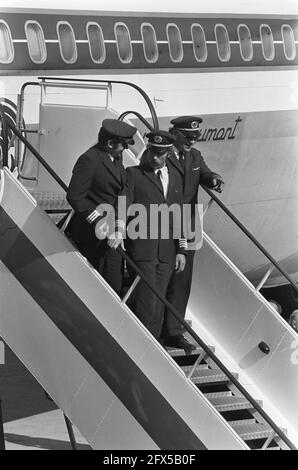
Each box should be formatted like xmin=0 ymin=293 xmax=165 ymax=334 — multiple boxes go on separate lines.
xmin=175 ymin=254 xmax=186 ymax=273
xmin=107 ymin=231 xmax=123 ymax=250
xmin=211 ymin=176 xmax=224 ymax=193
xmin=95 ymin=221 xmax=109 ymax=240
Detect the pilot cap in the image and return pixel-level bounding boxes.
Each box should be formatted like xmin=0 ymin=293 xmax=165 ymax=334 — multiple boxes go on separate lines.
xmin=146 ymin=130 xmax=176 ymax=148
xmin=101 ymin=119 xmax=137 ymax=140
xmin=170 ymin=116 xmax=203 ymax=131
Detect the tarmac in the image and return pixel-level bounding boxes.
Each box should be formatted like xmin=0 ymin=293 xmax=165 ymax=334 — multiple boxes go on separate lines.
xmin=0 ymin=343 xmax=91 ymax=450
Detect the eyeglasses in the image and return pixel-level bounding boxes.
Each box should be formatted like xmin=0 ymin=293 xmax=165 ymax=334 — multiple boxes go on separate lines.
xmin=118 ymin=138 xmax=135 ymax=149
xmin=181 ymin=132 xmax=201 ymax=142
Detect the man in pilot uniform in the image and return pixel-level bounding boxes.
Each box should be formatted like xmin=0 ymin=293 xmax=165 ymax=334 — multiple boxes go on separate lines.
xmin=67 ymin=118 xmax=137 ymax=295
xmin=162 ymin=116 xmax=224 ymax=352
xmin=109 ymin=130 xmax=187 ymax=340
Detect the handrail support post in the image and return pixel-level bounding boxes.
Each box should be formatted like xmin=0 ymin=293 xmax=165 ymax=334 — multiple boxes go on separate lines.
xmin=63 ymin=414 xmax=77 ymax=450
xmin=186 ymin=351 xmax=206 ymax=379
xmin=256 ymin=266 xmax=275 ymax=292
xmin=122 ymin=275 xmax=141 ymax=304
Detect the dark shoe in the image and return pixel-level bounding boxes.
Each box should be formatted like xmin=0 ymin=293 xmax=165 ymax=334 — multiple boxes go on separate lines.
xmin=164 ymin=335 xmax=196 ymax=354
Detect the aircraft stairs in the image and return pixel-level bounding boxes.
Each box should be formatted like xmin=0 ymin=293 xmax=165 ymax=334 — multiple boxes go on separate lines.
xmin=168 ymin=345 xmax=281 ymax=450
xmin=0 ymin=91 xmax=298 ymax=450
xmin=0 ymin=160 xmax=296 ymax=450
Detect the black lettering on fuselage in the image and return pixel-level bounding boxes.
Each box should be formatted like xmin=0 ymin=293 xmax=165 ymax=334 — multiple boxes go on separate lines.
xmin=198 ymin=116 xmax=242 ymax=142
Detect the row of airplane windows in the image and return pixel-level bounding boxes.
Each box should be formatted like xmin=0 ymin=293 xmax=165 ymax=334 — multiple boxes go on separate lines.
xmin=0 ymin=20 xmax=297 ymax=65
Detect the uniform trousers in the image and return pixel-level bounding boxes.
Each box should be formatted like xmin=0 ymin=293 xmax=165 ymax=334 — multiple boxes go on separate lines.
xmin=68 ymin=215 xmax=123 ymax=295
xmin=129 ymin=258 xmax=175 ymax=339
xmin=162 ymin=250 xmax=195 ymax=338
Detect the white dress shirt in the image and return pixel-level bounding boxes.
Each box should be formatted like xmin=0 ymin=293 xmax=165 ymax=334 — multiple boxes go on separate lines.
xmin=154 ymin=165 xmax=169 ymax=198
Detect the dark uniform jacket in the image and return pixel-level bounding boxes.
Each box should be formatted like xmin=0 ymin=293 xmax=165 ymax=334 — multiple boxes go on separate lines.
xmin=66 ymin=144 xmax=126 ymax=265
xmin=119 ymin=162 xmax=187 ymax=263
xmin=167 ymin=147 xmax=221 ymax=245
xmin=67 ymin=144 xmax=126 ymax=225
xmin=168 ymin=147 xmax=221 ymax=206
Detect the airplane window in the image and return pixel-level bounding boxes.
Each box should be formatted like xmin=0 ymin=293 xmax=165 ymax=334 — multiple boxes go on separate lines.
xmin=260 ymin=24 xmax=275 ymax=61
xmin=166 ymin=24 xmax=183 ymax=62
xmin=87 ymin=22 xmax=106 ymax=63
xmin=141 ymin=23 xmax=158 ymax=63
xmin=57 ymin=22 xmax=77 ymax=64
xmin=237 ymin=24 xmax=253 ymax=61
xmin=281 ymin=24 xmax=296 ymax=60
xmin=191 ymin=24 xmax=207 ymax=62
xmin=0 ymin=21 xmax=14 ymax=63
xmin=215 ymin=24 xmax=231 ymax=62
xmin=114 ymin=23 xmax=132 ymax=63
xmin=25 ymin=21 xmax=47 ymax=64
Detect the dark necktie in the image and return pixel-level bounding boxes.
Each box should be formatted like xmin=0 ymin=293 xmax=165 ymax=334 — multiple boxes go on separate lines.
xmin=113 ymin=157 xmax=121 ymax=179
xmin=156 ymin=169 xmax=164 ymax=194
xmin=178 ymin=151 xmax=185 ymax=170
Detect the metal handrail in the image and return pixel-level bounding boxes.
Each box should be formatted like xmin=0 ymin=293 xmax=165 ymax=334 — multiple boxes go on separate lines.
xmin=201 ymin=186 xmax=298 ymax=293
xmin=37 ymin=77 xmax=159 ymax=130
xmin=0 ymin=105 xmax=8 ymax=167
xmin=0 ymin=112 xmax=68 ymax=192
xmin=117 ymin=246 xmax=296 ymax=450
xmin=0 ymin=106 xmax=296 ymax=449
xmin=118 ymin=111 xmax=154 ymax=132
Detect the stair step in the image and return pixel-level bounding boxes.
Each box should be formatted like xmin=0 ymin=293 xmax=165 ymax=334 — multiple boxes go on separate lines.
xmin=28 ymin=189 xmax=71 ymax=224
xmin=167 ymin=345 xmax=215 ymax=358
xmin=181 ymin=366 xmax=238 ymax=384
xmin=29 ymin=190 xmax=70 ymax=211
xmin=183 ymin=364 xmax=209 ymax=372
xmin=230 ymin=419 xmax=257 ymax=426
xmin=205 ymin=394 xmax=263 ymax=412
xmin=205 ymin=391 xmax=232 ymax=398
xmin=230 ymin=421 xmax=281 ymax=441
